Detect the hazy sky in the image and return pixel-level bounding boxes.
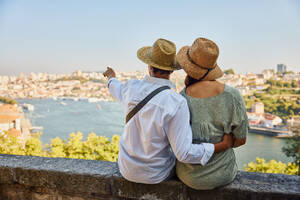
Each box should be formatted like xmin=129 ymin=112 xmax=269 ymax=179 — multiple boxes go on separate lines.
xmin=0 ymin=0 xmax=299 ymax=76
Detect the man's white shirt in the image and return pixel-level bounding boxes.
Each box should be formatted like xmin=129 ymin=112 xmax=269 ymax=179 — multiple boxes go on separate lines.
xmin=108 ymin=75 xmax=214 ymax=184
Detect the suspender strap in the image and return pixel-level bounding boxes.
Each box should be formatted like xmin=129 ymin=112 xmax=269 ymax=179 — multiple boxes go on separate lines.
xmin=125 ymin=85 xmax=170 ymax=124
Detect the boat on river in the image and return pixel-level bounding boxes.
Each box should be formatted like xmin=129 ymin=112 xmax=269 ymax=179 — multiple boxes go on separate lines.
xmin=60 ymin=102 xmax=67 ymax=106
xmin=88 ymin=98 xmax=100 ymax=103
xmin=22 ymin=104 xmax=34 ymax=111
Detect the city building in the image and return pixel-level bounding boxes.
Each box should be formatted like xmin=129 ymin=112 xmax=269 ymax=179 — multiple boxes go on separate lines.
xmin=262 ymin=69 xmax=275 ymax=79
xmin=252 ymin=102 xmax=264 ymax=114
xmin=264 ymin=113 xmax=282 ymax=127
xmin=277 ymin=64 xmax=287 ymax=74
xmin=248 ymin=101 xmax=283 ymax=128
xmin=0 ymin=104 xmax=21 ymax=136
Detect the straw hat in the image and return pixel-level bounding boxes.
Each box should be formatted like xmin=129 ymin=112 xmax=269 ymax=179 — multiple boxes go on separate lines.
xmin=137 ymin=38 xmax=179 ymax=71
xmin=176 ymin=37 xmax=224 ymax=80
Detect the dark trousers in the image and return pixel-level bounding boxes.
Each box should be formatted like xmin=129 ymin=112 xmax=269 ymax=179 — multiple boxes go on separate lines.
xmin=164 ymin=167 xmax=176 ymax=181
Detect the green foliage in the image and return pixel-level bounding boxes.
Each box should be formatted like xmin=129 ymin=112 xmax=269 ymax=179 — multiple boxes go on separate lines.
xmin=283 ymin=71 xmax=295 ymax=75
xmin=24 ymin=133 xmax=44 ymax=156
xmin=282 ymin=135 xmax=300 ymax=175
xmin=291 ymin=80 xmax=298 ymax=88
xmin=266 ymin=79 xmax=299 ymax=89
xmin=224 ymin=68 xmax=235 ymax=75
xmin=0 ymin=96 xmax=18 ymax=105
xmin=264 ymin=87 xmax=299 ymax=95
xmin=245 ymin=157 xmax=299 ymax=176
xmin=244 ymin=88 xmax=300 ymax=118
xmin=0 ymin=131 xmax=43 ymax=156
xmin=243 ymin=96 xmax=256 ymax=111
xmin=0 ymin=130 xmax=120 ymax=162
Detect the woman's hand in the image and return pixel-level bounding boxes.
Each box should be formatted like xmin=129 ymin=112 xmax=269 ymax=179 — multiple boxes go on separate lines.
xmin=232 ymin=135 xmax=246 ymax=148
xmin=103 ymin=67 xmax=116 ymax=79
xmin=213 ymin=134 xmax=234 ymax=153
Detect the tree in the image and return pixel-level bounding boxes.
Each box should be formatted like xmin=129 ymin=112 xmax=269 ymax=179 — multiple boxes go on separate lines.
xmin=276 ymin=81 xmax=284 ymax=88
xmin=266 ymin=79 xmax=276 ymax=87
xmin=282 ymin=127 xmax=300 ymax=175
xmin=224 ymin=69 xmax=235 ymax=75
xmin=291 ymin=80 xmax=298 ymax=88
xmin=0 ymin=96 xmax=18 ymax=105
xmin=284 ymin=82 xmax=292 ymax=88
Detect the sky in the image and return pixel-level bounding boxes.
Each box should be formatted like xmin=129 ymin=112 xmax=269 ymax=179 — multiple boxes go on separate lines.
xmin=0 ymin=0 xmax=300 ymax=76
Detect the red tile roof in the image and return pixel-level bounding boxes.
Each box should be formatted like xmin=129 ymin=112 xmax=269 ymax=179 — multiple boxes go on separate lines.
xmin=7 ymin=128 xmax=21 ymax=137
xmin=0 ymin=104 xmax=20 ymax=123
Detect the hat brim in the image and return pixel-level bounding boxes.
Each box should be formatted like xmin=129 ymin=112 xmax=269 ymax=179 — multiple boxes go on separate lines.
xmin=176 ymin=46 xmax=224 ymax=80
xmin=137 ymin=46 xmax=179 ymax=71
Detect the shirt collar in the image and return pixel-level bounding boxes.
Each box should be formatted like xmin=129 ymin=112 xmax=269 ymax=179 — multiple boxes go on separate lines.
xmin=143 ymin=75 xmax=176 ymax=89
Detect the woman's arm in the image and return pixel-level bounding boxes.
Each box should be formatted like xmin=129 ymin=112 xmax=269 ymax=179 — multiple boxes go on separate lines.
xmin=232 ymin=136 xmax=246 ymax=148
xmin=214 ymin=134 xmax=234 ymax=153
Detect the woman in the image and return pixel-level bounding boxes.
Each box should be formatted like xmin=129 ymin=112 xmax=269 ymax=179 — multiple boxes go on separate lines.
xmin=175 ymin=37 xmax=249 ymax=190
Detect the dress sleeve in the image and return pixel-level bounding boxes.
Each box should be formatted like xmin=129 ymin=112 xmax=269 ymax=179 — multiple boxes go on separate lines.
xmin=231 ymin=90 xmax=249 ymax=139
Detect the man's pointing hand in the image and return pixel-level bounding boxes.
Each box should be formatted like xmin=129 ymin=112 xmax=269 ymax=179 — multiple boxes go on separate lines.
xmin=103 ymin=67 xmax=116 ymax=79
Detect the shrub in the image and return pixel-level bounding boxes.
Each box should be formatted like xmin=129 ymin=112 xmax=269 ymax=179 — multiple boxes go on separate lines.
xmin=244 ymin=157 xmax=299 ymax=176
xmin=0 ymin=130 xmax=120 ymax=162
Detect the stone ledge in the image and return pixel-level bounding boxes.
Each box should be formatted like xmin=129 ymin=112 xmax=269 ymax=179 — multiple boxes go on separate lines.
xmin=0 ymin=154 xmax=299 ymax=200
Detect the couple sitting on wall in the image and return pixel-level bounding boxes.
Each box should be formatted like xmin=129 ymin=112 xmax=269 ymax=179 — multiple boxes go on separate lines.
xmin=103 ymin=37 xmax=248 ymax=190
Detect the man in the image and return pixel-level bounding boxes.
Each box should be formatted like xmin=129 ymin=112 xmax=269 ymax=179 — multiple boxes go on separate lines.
xmin=103 ymin=38 xmax=232 ymax=184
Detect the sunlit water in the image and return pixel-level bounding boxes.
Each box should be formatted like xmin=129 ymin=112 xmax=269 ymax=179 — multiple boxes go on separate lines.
xmin=18 ymin=99 xmax=292 ymax=170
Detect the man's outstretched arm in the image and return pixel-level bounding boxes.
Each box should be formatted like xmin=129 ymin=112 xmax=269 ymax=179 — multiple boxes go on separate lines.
xmin=166 ymin=100 xmax=232 ymax=165
xmin=103 ymin=67 xmax=125 ymax=102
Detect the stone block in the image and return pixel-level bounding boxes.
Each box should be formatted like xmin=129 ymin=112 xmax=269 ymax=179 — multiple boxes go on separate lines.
xmin=0 ymin=167 xmax=15 ymax=184
xmin=111 ymin=174 xmax=185 ymax=200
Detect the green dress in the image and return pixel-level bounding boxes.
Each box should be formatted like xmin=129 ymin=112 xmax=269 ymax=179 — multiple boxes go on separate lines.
xmin=176 ymin=85 xmax=249 ymax=190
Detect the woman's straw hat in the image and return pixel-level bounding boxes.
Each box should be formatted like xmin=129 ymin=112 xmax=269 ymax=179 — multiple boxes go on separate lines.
xmin=176 ymin=37 xmax=224 ymax=80
xmin=137 ymin=38 xmax=179 ymax=71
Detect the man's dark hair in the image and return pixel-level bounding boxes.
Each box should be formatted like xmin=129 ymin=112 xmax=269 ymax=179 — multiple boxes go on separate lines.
xmin=152 ymin=67 xmax=173 ymax=75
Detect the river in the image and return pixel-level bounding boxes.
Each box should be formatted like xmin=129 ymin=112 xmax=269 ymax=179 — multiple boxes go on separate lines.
xmin=18 ymin=98 xmax=293 ymax=170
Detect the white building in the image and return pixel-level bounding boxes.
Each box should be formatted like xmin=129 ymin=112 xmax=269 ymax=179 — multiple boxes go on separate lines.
xmin=0 ymin=104 xmax=21 ymax=136
xmin=252 ymin=102 xmax=264 ymax=114
xmin=264 ymin=113 xmax=282 ymax=127
xmin=262 ymin=69 xmax=275 ymax=79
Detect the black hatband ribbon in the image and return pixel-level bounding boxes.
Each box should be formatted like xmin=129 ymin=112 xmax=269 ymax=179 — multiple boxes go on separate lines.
xmin=186 ymin=49 xmax=216 ymax=81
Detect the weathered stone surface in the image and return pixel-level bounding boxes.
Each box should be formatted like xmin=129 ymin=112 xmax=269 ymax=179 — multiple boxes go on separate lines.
xmin=112 ymin=175 xmax=185 ymax=199
xmin=0 ymin=154 xmax=299 ymax=200
xmin=0 ymin=166 xmax=15 ymax=184
xmin=0 ymin=183 xmax=116 ymax=200
xmin=186 ymin=171 xmax=300 ymax=200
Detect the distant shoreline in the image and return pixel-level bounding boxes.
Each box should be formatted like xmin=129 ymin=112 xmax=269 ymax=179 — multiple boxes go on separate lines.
xmin=16 ymin=97 xmax=114 ymax=102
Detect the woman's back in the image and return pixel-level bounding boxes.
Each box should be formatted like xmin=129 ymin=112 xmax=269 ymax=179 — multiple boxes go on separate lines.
xmin=176 ymin=81 xmax=249 ymax=190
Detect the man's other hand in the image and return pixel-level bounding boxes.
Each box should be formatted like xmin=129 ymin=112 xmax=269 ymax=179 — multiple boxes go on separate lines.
xmin=103 ymin=67 xmax=116 ymax=79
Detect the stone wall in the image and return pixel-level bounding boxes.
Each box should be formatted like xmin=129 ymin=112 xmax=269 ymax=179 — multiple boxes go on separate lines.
xmin=0 ymin=154 xmax=299 ymax=200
